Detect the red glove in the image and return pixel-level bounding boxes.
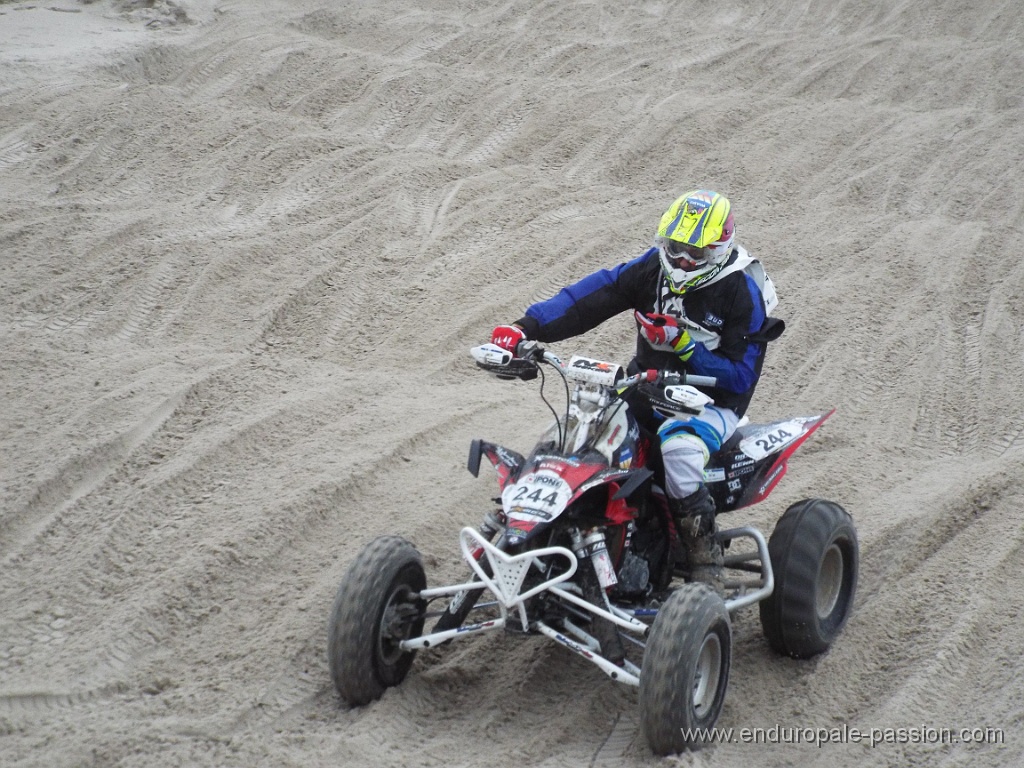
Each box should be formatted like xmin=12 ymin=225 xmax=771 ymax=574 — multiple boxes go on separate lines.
xmin=634 ymin=311 xmax=695 ymax=360
xmin=491 ymin=324 xmax=526 ymax=354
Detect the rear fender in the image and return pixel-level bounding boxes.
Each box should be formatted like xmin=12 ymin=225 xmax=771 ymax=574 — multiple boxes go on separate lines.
xmin=733 ymin=410 xmax=835 ymax=509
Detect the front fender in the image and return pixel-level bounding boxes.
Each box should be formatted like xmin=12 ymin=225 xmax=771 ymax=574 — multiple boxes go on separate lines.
xmin=568 ymin=466 xmax=652 ymax=505
xmin=468 ymin=439 xmax=525 ymax=490
xmin=567 ymin=466 xmax=654 ymax=526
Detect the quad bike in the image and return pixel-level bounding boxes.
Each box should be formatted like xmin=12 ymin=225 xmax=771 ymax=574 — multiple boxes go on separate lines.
xmin=327 ymin=342 xmax=858 ymax=754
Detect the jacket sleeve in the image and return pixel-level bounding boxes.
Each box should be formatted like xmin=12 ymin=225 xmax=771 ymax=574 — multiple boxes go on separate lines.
xmin=514 ymin=251 xmax=655 ymax=342
xmin=686 ymin=273 xmax=766 ymax=394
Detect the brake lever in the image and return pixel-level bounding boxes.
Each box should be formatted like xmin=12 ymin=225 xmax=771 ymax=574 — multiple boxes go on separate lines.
xmin=657 ymin=371 xmax=684 ymax=387
xmin=515 ymin=339 xmax=543 ymax=360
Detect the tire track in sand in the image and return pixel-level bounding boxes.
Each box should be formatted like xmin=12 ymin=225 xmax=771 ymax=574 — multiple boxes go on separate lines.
xmin=0 ymin=132 xmax=35 ymax=172
xmin=224 ymin=405 xmax=496 ymax=735
xmin=0 ymin=393 xmax=182 ymax=563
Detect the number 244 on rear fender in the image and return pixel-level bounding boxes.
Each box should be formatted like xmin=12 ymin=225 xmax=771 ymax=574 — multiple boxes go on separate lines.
xmin=726 ymin=410 xmax=835 ymax=510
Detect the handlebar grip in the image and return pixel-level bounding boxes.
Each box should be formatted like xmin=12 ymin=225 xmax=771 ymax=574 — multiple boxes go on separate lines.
xmin=649 ymin=370 xmax=717 ymax=388
xmin=515 ymin=340 xmax=542 ymax=359
xmin=684 ymin=374 xmax=718 ymax=387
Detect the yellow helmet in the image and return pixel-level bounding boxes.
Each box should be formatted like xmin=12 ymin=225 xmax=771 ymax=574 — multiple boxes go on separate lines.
xmin=655 ymin=190 xmax=736 ymax=294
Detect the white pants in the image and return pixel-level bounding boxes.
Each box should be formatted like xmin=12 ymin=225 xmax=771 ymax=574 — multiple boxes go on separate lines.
xmin=658 ymin=406 xmax=740 ymax=498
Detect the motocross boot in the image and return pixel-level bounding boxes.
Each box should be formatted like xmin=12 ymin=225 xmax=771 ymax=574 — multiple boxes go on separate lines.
xmin=668 ymin=486 xmax=725 ymax=591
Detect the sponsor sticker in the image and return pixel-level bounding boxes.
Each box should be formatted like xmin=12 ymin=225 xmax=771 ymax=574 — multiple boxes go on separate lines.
xmin=502 ymin=471 xmax=572 ymax=521
xmin=739 ymin=418 xmax=813 ymax=460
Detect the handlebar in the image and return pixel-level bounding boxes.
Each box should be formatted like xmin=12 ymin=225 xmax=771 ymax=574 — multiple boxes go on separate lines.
xmin=521 ymin=341 xmax=718 ymax=389
xmin=617 ymin=369 xmax=718 ymax=390
xmin=472 ymin=342 xmax=718 ymax=390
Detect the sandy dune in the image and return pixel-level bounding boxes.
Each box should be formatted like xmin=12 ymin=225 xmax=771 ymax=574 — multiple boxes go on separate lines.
xmin=2 ymin=0 xmax=1023 ymax=765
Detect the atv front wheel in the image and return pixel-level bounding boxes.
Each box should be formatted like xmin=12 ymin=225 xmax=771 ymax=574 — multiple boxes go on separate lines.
xmin=639 ymin=583 xmax=732 ymax=754
xmin=759 ymin=498 xmax=858 ymax=658
xmin=328 ymin=535 xmax=427 ymax=705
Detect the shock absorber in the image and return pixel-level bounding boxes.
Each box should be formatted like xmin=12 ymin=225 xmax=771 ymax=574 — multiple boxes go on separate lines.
xmin=469 ymin=509 xmax=506 ymax=561
xmin=478 ymin=509 xmax=506 ymax=540
xmin=571 ymin=528 xmax=619 ymax=589
xmin=570 ymin=526 xmax=625 ymax=664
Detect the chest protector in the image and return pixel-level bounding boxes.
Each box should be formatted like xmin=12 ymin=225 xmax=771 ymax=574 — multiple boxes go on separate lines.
xmin=657 ymin=245 xmax=780 ymax=351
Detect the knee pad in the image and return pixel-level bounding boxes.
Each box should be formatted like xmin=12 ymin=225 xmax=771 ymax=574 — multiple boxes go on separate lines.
xmin=659 ymin=430 xmax=710 ymax=466
xmin=657 ymin=414 xmax=733 ymax=499
xmin=658 ymin=429 xmax=709 ymax=498
xmin=657 ymin=417 xmax=724 ymax=455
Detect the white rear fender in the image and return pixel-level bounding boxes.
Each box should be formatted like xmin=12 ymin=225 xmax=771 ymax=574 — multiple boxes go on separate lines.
xmin=737 ymin=411 xmax=835 ymax=460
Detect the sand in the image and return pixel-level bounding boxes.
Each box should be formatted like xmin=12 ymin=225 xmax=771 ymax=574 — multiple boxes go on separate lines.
xmin=2 ymin=0 xmax=1023 ymax=765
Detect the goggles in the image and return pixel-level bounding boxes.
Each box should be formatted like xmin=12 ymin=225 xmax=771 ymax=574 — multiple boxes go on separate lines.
xmin=658 ymin=237 xmax=713 ymax=269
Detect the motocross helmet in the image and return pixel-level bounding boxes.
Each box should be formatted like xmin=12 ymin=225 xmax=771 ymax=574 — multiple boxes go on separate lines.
xmin=655 ymin=189 xmax=735 ymax=295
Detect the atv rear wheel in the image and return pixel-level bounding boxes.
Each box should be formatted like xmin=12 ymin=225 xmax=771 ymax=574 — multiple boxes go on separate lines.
xmin=328 ymin=535 xmax=427 ymax=705
xmin=639 ymin=583 xmax=732 ymax=754
xmin=759 ymin=498 xmax=858 ymax=658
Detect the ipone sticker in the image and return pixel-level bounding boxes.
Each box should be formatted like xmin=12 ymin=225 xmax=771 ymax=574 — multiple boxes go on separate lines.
xmin=502 ymin=471 xmax=572 ymax=520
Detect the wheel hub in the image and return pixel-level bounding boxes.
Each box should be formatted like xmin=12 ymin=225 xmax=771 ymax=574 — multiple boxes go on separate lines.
xmin=816 ymin=543 xmax=844 ymax=619
xmin=692 ymin=632 xmax=723 ymax=715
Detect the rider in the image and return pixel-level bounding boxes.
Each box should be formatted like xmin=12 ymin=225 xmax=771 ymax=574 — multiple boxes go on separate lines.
xmin=489 ymin=189 xmax=776 ymax=586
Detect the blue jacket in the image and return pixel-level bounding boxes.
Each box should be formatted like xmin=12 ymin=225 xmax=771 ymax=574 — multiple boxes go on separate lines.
xmin=513 ymin=248 xmax=771 ymax=416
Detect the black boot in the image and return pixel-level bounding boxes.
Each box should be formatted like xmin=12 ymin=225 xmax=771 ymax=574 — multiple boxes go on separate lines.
xmin=668 ymin=486 xmax=724 ymax=589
